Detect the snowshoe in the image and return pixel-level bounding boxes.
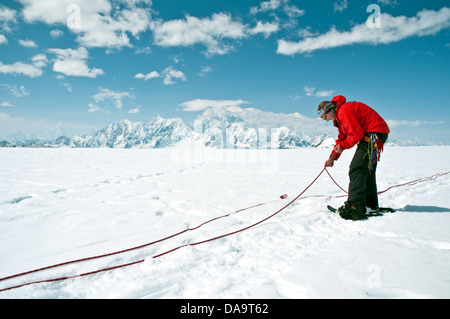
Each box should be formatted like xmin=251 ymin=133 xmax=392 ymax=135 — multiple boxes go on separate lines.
xmin=366 ymin=207 xmax=396 ymax=216
xmin=328 ymin=205 xmax=395 ymax=219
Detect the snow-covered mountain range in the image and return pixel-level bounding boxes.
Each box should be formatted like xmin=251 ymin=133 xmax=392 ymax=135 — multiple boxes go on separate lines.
xmin=2 ymin=106 xmax=339 ymax=149
xmin=0 ymin=105 xmax=440 ymax=148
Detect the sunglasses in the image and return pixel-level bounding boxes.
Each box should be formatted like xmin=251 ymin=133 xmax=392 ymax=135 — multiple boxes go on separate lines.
xmin=318 ymin=102 xmax=334 ymax=119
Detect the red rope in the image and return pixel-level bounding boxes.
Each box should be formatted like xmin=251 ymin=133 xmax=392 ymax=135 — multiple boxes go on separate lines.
xmin=0 ymin=259 xmax=145 ymax=292
xmin=0 ymin=196 xmax=283 ymax=284
xmin=0 ymin=194 xmax=289 ymax=292
xmin=324 ymin=169 xmax=450 ymax=196
xmin=377 ymin=171 xmax=450 ymax=194
xmin=153 ymin=168 xmax=326 ymax=258
xmin=325 ymin=168 xmax=348 ymax=194
xmin=1 ymin=168 xmax=449 ymax=293
xmin=0 ymin=169 xmax=325 ymax=293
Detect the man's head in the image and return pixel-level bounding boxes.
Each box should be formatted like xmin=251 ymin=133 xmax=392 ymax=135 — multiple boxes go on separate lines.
xmin=317 ymin=101 xmax=336 ymax=121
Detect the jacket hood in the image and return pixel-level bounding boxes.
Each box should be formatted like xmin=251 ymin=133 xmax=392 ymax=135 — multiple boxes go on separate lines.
xmin=331 ymin=95 xmax=346 ymax=108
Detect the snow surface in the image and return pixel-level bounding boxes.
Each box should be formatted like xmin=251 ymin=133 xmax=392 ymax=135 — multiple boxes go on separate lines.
xmin=0 ymin=146 xmax=449 ymax=299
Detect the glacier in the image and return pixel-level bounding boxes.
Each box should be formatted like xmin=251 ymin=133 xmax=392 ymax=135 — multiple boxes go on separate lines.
xmin=1 ymin=146 xmax=449 ymax=298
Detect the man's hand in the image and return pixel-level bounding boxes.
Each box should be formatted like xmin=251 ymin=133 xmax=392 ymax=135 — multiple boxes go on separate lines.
xmin=324 ymin=158 xmax=335 ymax=168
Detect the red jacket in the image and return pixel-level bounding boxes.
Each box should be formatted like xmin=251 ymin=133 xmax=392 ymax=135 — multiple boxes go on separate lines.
xmin=331 ymin=95 xmax=389 ymax=157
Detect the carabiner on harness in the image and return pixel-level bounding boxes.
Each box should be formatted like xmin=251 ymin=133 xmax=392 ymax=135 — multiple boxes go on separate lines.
xmin=364 ymin=133 xmax=384 ymax=173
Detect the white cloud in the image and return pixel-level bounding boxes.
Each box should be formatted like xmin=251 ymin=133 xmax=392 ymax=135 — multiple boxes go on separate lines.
xmin=199 ymin=65 xmax=213 ymax=77
xmin=0 ymin=53 xmax=47 ymax=78
xmin=1 ymin=101 xmax=13 ymax=107
xmin=50 ymin=29 xmax=63 ymax=39
xmin=0 ymin=62 xmax=42 ymax=78
xmin=250 ymin=0 xmax=304 ymax=18
xmin=180 ymin=99 xmax=249 ymax=112
xmin=30 ymin=54 xmax=48 ymax=68
xmin=297 ymin=27 xmax=319 ymax=38
xmin=151 ymin=12 xmax=247 ymax=56
xmin=0 ymin=5 xmax=17 ymax=32
xmin=277 ymin=7 xmax=450 ymax=55
xmin=92 ymin=87 xmax=134 ymax=109
xmin=150 ymin=11 xmax=285 ymax=55
xmin=47 ymin=47 xmax=104 ymax=78
xmin=88 ymin=102 xmax=101 ymax=113
xmin=1 ymin=84 xmax=30 ymax=97
xmin=134 ymin=70 xmax=161 ymax=80
xmin=162 ymin=66 xmax=186 ymax=85
xmin=250 ymin=0 xmax=282 ymax=15
xmin=304 ymin=86 xmax=335 ymax=97
xmin=136 ymin=67 xmax=186 ymax=85
xmin=60 ymin=82 xmax=72 ymax=92
xmin=0 ymin=34 xmax=7 ymax=44
xmin=0 ymin=112 xmax=102 ymax=139
xmin=19 ymin=0 xmax=152 ymax=49
xmin=377 ymin=0 xmax=398 ymax=6
xmin=283 ymin=3 xmax=305 ymax=18
xmin=128 ymin=107 xmax=140 ymax=114
xmin=334 ymin=0 xmax=348 ymax=13
xmin=134 ymin=46 xmax=151 ymax=54
xmin=19 ymin=39 xmax=38 ymax=48
xmin=387 ymin=120 xmax=446 ymax=128
xmin=248 ymin=21 xmax=279 ymax=38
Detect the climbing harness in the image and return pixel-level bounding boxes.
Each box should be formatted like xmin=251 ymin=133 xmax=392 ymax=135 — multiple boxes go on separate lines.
xmin=364 ymin=133 xmax=384 ymax=173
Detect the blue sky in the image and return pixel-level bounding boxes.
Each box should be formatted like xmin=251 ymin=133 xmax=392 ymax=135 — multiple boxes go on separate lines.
xmin=0 ymin=0 xmax=449 ymax=143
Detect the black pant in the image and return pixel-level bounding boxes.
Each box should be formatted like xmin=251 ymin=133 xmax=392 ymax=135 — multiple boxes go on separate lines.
xmin=347 ymin=133 xmax=388 ymax=210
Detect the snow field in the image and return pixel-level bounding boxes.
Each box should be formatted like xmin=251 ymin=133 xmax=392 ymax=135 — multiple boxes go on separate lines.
xmin=0 ymin=146 xmax=449 ymax=298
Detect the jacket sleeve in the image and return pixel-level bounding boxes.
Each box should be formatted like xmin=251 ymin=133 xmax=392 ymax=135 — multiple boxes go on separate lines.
xmin=338 ymin=108 xmax=364 ymax=149
xmin=330 ymin=129 xmax=347 ymax=160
